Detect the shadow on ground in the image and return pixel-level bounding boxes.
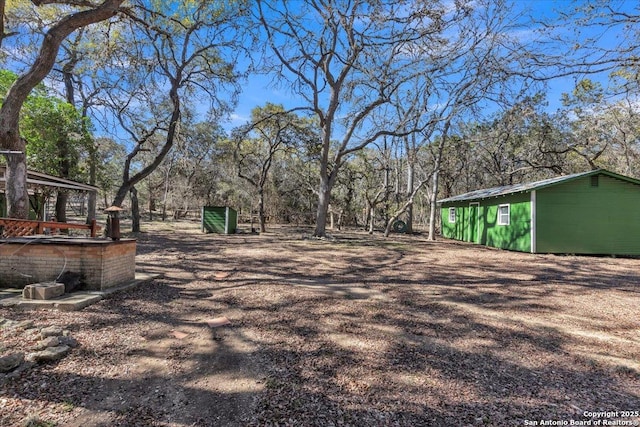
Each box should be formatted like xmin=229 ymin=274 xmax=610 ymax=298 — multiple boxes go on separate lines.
xmin=1 ymin=223 xmax=639 ymax=426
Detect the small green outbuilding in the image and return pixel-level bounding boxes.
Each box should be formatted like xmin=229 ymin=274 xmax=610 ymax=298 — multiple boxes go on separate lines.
xmin=438 ymin=169 xmax=640 ymax=255
xmin=201 ymin=206 xmax=238 ymax=234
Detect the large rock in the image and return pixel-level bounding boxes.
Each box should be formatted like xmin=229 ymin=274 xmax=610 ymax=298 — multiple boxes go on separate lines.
xmin=26 ymin=345 xmax=71 ymax=363
xmin=0 ymin=352 xmax=24 ymax=373
xmin=35 ymin=336 xmax=60 ymax=350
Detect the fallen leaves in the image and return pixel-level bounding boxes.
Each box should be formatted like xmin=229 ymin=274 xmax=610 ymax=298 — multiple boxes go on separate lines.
xmin=1 ymin=223 xmax=639 ymax=426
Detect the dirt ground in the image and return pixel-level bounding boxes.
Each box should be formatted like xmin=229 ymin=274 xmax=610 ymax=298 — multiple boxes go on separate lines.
xmin=1 ymin=221 xmax=639 ymax=426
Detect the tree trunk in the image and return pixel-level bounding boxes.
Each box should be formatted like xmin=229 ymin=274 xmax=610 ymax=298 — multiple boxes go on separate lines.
xmin=383 ymin=164 xmax=390 ymax=227
xmin=55 ymin=133 xmax=71 ymax=223
xmin=87 ymin=151 xmax=97 ymax=222
xmin=428 ymin=121 xmax=451 ymax=241
xmin=4 ymin=151 xmax=28 ymax=218
xmin=364 ymin=203 xmax=371 ymax=232
xmin=383 ymin=180 xmax=428 ymax=238
xmin=113 ymin=184 xmax=130 ymax=208
xmin=55 ymin=191 xmax=68 ymax=233
xmin=161 ymin=164 xmax=171 ymax=221
xmin=406 ymin=159 xmax=415 ymax=233
xmin=148 ymin=181 xmax=154 ymax=221
xmin=427 ymin=171 xmax=440 ymax=241
xmin=54 ymin=189 xmax=68 ymax=223
xmin=0 ymin=0 xmax=122 ymax=219
xmin=130 ymin=186 xmax=140 ymax=232
xmin=369 ymin=205 xmax=375 ymax=234
xmin=258 ymin=189 xmax=266 ymax=233
xmin=314 ymin=175 xmax=331 ymax=237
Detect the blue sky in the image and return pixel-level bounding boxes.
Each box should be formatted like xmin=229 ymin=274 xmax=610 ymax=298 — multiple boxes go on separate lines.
xmin=226 ymin=0 xmax=637 ymax=130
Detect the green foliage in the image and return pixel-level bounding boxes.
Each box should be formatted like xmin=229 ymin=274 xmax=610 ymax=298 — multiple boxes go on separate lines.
xmin=93 ymin=137 xmax=126 ymax=195
xmin=0 ymin=69 xmax=90 ymax=180
xmin=22 ymin=96 xmax=88 ymax=177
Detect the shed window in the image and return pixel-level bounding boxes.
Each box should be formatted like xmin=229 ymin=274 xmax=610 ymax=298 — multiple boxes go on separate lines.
xmin=498 ymin=204 xmax=510 ymax=226
xmin=448 ymin=207 xmax=456 ymax=223
xmin=591 ymin=175 xmax=599 ymax=187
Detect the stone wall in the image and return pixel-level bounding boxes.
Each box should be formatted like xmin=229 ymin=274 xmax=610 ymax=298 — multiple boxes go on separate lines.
xmin=0 ymin=238 xmax=136 ymax=291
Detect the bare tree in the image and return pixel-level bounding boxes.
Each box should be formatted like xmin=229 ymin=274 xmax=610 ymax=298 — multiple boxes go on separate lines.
xmin=421 ymin=0 xmax=545 ymax=241
xmin=96 ymin=2 xmax=247 ymax=231
xmin=232 ymin=103 xmax=315 ymax=232
xmin=256 ymin=0 xmax=461 ymax=237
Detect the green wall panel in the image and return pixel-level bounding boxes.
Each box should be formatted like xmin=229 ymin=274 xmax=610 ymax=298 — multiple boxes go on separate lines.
xmin=441 ymin=192 xmax=531 ymax=252
xmin=440 ymin=171 xmax=640 ymax=255
xmin=482 ymin=193 xmax=531 ymax=252
xmin=441 ymin=204 xmax=466 ymax=241
xmin=536 ymin=175 xmax=640 ymax=254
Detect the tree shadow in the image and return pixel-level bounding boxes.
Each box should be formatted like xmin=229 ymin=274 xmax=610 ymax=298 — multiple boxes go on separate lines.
xmin=3 ymin=225 xmax=639 ymax=426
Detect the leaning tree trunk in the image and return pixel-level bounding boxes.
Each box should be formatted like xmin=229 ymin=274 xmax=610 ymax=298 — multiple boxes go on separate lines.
xmin=112 ymin=78 xmax=181 ymax=210
xmin=383 ymin=179 xmax=428 ymax=237
xmin=0 ymin=0 xmax=122 ymax=219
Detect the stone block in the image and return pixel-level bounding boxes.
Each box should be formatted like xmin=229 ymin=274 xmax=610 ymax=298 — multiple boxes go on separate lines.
xmin=22 ymin=283 xmax=65 ymax=300
xmin=0 ymin=352 xmax=24 ymax=372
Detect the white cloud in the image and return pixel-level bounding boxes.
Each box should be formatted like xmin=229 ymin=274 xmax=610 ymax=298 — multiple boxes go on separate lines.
xmin=229 ymin=113 xmax=250 ymax=123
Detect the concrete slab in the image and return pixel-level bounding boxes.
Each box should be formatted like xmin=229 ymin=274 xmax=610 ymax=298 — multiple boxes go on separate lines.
xmin=0 ymin=272 xmax=161 ymax=311
xmin=54 ymin=295 xmax=104 ymax=311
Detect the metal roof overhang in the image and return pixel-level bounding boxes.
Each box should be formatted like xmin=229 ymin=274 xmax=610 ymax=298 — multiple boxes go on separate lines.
xmin=437 ymin=169 xmax=640 ymax=204
xmin=0 ymin=166 xmax=99 ymax=193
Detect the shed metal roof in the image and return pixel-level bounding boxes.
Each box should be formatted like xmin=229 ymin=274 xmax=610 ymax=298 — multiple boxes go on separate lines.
xmin=437 ymin=169 xmax=640 ymax=204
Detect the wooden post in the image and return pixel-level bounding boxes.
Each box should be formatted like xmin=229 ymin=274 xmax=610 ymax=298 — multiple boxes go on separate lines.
xmin=90 ymin=219 xmax=97 ymax=237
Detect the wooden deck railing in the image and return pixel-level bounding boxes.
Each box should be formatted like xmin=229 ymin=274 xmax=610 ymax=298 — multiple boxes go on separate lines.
xmin=0 ymin=218 xmax=100 ymax=238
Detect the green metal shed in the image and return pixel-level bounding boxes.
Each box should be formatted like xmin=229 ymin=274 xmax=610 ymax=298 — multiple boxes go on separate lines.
xmin=202 ymin=206 xmax=238 ymax=234
xmin=438 ymin=169 xmax=640 ymax=255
